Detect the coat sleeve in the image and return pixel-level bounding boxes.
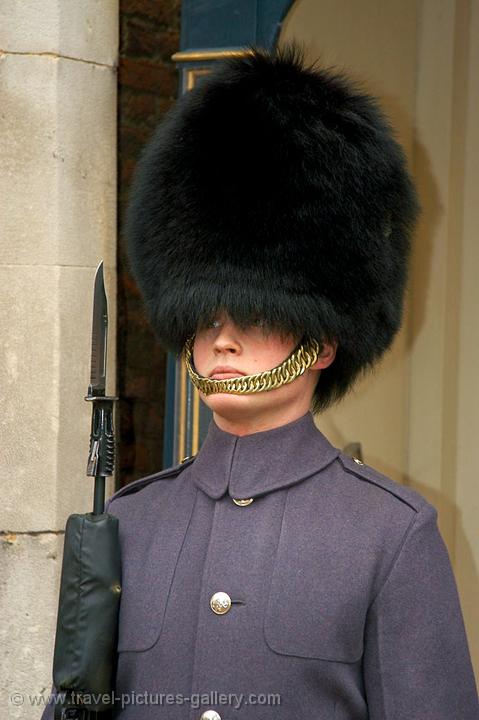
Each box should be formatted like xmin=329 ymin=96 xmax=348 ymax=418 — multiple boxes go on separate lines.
xmin=363 ymin=503 xmax=479 ymax=719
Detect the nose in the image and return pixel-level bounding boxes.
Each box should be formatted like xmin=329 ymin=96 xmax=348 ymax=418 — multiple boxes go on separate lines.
xmin=213 ymin=324 xmax=241 ymax=355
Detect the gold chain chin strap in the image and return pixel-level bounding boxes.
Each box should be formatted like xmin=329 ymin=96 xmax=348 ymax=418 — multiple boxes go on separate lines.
xmin=183 ymin=335 xmax=322 ymax=396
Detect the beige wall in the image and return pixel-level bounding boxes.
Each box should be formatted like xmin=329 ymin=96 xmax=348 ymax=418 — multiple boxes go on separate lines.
xmin=0 ymin=2 xmax=118 ymax=717
xmin=281 ymin=0 xmax=478 ymax=680
xmin=282 ymin=0 xmax=418 ymax=484
xmin=411 ymin=0 xmax=479 ymax=675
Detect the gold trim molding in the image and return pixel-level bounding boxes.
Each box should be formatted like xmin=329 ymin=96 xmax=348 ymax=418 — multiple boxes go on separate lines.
xmin=185 ymin=68 xmax=210 ymax=91
xmin=171 ymin=48 xmax=253 ymax=63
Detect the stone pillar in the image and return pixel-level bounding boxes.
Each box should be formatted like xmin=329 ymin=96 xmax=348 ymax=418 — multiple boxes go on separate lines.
xmin=0 ymin=3 xmax=118 ymax=717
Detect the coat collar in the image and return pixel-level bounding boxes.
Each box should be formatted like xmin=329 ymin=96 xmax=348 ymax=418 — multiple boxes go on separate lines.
xmin=190 ymin=411 xmax=339 ymax=500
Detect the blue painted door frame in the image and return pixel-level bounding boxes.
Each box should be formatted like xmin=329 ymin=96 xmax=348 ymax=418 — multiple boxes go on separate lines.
xmin=163 ymin=0 xmax=296 ymax=467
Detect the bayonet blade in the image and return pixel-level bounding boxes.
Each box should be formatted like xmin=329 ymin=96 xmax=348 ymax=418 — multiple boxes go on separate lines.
xmin=87 ymin=261 xmax=108 ymax=397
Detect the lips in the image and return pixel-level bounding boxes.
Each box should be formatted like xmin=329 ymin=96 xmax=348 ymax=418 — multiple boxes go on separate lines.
xmin=210 ymin=365 xmax=246 ymax=379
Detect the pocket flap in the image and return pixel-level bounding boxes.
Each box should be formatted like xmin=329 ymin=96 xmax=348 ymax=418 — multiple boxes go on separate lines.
xmin=112 ymin=477 xmax=197 ymax=652
xmin=263 ymin=490 xmax=371 ymax=663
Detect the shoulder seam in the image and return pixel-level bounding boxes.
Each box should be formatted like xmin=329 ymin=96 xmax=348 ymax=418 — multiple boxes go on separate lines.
xmin=367 ymin=502 xmax=438 ymax=610
xmin=108 ymin=456 xmax=196 ymax=504
xmin=368 ymin=508 xmax=419 ymax=609
xmin=337 ymin=455 xmax=422 ymax=513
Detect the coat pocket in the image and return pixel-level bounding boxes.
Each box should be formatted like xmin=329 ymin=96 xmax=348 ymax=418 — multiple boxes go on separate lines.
xmin=116 ymin=564 xmax=165 ymax=652
xmin=113 ymin=476 xmax=198 ymax=652
xmin=263 ymin=589 xmax=365 ymax=664
xmin=263 ymin=497 xmax=370 ymax=663
xmin=263 ymin=570 xmax=366 ymax=663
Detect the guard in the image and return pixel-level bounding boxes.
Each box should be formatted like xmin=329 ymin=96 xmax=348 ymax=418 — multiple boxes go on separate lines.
xmin=44 ymin=44 xmax=479 ymax=720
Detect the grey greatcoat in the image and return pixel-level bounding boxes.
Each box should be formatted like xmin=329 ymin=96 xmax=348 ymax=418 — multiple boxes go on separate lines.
xmin=42 ymin=411 xmax=479 ymax=719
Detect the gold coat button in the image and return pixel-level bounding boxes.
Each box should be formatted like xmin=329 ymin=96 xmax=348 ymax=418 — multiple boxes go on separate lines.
xmin=210 ymin=591 xmax=232 ymax=615
xmin=232 ymin=497 xmax=254 ymax=506
xmin=199 ymin=711 xmax=221 ymax=720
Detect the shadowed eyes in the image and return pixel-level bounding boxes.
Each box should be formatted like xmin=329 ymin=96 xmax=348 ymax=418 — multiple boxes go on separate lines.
xmin=206 ymin=317 xmax=265 ymax=329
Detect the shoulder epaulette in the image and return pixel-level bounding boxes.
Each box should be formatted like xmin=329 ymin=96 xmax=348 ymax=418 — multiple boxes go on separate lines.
xmin=337 ymin=452 xmax=428 ymax=514
xmin=107 ymin=455 xmax=196 ymax=505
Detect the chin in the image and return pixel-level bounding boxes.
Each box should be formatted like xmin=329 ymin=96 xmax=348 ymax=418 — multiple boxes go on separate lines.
xmin=201 ymin=392 xmax=257 ymax=415
xmin=199 ymin=389 xmax=290 ymax=420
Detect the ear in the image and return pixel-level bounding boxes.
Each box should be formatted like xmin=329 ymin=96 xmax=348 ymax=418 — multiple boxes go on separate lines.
xmin=311 ymin=339 xmax=337 ymax=370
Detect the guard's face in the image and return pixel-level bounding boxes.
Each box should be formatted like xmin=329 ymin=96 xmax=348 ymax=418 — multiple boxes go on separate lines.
xmin=194 ymin=312 xmax=300 ymax=378
xmin=192 ymin=312 xmax=336 ymax=432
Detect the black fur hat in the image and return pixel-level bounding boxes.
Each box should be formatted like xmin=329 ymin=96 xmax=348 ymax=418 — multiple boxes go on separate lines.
xmin=125 ymin=44 xmax=419 ymax=411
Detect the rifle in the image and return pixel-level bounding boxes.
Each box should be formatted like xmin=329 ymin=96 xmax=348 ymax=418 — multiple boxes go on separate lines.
xmin=51 ymin=262 xmax=121 ymax=719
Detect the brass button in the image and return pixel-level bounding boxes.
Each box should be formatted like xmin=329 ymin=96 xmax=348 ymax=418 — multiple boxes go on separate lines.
xmin=353 ymin=457 xmax=364 ymax=465
xmin=199 ymin=711 xmax=221 ymax=720
xmin=232 ymin=497 xmax=254 ymax=506
xmin=210 ymin=591 xmax=231 ymax=615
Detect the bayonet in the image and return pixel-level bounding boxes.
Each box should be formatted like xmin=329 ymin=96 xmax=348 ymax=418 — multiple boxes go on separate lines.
xmin=85 ymin=261 xmax=118 ymax=512
xmin=87 ymin=261 xmax=108 ymax=398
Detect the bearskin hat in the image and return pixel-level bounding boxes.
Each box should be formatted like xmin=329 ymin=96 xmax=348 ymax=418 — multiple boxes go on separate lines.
xmin=125 ymin=43 xmax=419 ymax=411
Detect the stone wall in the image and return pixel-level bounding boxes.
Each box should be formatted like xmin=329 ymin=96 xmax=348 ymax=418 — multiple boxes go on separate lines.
xmin=0 ymin=2 xmax=118 ymax=717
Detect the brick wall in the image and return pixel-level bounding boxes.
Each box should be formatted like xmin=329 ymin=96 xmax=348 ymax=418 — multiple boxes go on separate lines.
xmin=118 ymin=0 xmax=181 ymax=485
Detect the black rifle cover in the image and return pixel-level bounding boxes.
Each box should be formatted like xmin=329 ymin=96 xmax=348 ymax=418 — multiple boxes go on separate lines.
xmin=53 ymin=512 xmax=121 ymax=716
